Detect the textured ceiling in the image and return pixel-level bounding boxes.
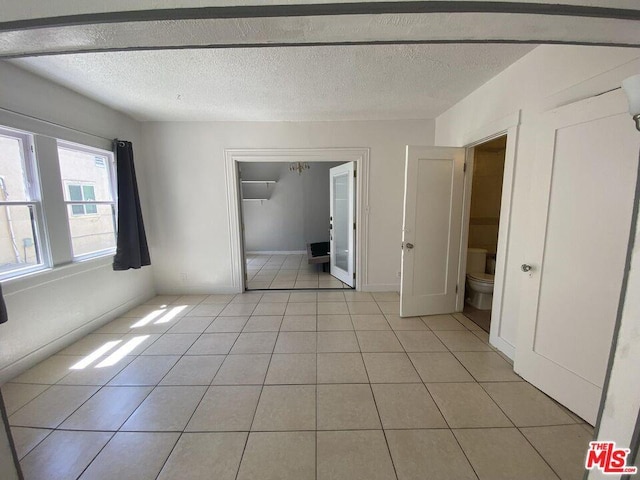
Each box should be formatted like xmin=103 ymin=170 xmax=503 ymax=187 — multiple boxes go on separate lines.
xmin=12 ymin=44 xmax=535 ymax=121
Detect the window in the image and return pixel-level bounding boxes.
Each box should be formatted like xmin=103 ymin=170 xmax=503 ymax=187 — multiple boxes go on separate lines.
xmin=0 ymin=127 xmax=47 ymax=279
xmin=57 ymin=142 xmax=117 ymax=259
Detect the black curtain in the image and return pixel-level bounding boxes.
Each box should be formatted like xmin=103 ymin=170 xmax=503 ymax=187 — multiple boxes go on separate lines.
xmin=113 ymin=140 xmax=151 ymax=270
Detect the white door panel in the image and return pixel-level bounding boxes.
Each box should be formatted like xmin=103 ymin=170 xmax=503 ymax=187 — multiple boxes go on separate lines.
xmin=330 ymin=162 xmax=355 ymax=287
xmin=515 ymin=90 xmax=639 ymax=424
xmin=401 ymin=146 xmax=465 ymax=317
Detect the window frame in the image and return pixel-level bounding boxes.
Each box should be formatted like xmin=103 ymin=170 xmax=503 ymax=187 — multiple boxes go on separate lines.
xmin=0 ymin=126 xmax=50 ymax=280
xmin=57 ymin=141 xmax=118 ymax=262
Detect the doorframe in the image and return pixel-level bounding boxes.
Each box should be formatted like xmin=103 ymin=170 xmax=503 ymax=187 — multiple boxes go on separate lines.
xmin=224 ymin=147 xmax=370 ymax=292
xmin=455 ymin=110 xmax=521 ymax=359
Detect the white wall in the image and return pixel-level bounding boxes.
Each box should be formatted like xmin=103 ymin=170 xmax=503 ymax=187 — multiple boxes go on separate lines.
xmin=140 ymin=119 xmax=434 ymax=293
xmin=436 ymin=45 xmax=640 ymax=356
xmin=0 ymin=61 xmax=155 ymax=382
xmin=241 ymin=161 xmax=341 ymax=252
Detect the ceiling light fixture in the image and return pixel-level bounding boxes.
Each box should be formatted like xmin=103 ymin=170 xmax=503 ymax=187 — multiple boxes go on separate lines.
xmin=290 ymin=162 xmax=311 ymax=175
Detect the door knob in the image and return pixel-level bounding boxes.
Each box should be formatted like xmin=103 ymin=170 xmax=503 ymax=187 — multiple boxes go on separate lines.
xmin=405 ymin=243 xmax=414 ymax=249
xmin=521 ymin=264 xmax=532 ymax=272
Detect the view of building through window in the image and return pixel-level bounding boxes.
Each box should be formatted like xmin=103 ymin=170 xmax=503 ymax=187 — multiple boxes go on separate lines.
xmin=58 ymin=144 xmax=116 ymax=258
xmin=0 ymin=132 xmax=41 ymax=276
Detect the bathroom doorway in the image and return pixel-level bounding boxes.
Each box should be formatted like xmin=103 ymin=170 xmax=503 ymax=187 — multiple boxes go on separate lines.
xmin=462 ymin=136 xmax=507 ymax=332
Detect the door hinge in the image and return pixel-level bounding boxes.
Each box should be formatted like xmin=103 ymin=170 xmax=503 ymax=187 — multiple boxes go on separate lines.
xmin=30 ymin=144 xmax=34 ymax=153
xmin=353 ymin=222 xmax=356 ymax=230
xmin=456 ymin=284 xmax=458 ymax=293
xmin=353 ymin=272 xmax=356 ymax=279
xmin=463 ymin=163 xmax=467 ymax=173
xmin=354 ymin=170 xmax=357 ymax=178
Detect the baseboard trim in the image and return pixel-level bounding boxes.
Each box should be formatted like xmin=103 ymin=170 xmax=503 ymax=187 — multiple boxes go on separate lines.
xmin=0 ymin=291 xmax=154 ymax=383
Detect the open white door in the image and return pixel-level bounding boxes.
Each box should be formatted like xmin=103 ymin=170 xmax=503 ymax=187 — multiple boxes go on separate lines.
xmin=400 ymin=146 xmax=465 ymax=317
xmin=515 ymin=91 xmax=640 ymax=424
xmin=329 ymin=162 xmax=355 ymax=287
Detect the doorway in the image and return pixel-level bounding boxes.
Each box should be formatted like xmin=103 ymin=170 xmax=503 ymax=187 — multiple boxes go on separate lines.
xmin=224 ymin=148 xmax=370 ymax=293
xmin=461 ymin=136 xmax=507 ymax=332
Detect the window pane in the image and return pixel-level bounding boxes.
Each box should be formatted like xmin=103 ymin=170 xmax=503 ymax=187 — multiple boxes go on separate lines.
xmin=58 ymin=147 xmax=113 ymax=201
xmin=0 ymin=134 xmax=30 ymax=202
xmin=82 ymin=185 xmax=96 ymax=201
xmin=0 ymin=205 xmax=41 ymax=275
xmin=68 ymin=184 xmax=83 ymax=201
xmin=71 ymin=204 xmax=85 ymax=215
xmin=67 ymin=204 xmax=115 ymax=256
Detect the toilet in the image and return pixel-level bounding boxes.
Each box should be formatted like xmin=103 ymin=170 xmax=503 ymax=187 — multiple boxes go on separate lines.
xmin=466 ymin=248 xmax=494 ymax=310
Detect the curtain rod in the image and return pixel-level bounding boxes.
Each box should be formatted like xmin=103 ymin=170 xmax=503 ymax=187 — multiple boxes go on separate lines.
xmin=0 ymin=105 xmax=114 ymax=143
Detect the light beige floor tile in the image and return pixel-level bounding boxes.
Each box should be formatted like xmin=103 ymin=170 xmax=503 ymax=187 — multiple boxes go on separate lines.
xmin=362 ymin=353 xmax=421 ymax=383
xmin=351 ymin=314 xmax=391 ymax=330
xmin=237 ymin=431 xmax=315 ymax=480
xmin=186 ymin=333 xmax=239 ymax=355
xmin=186 ymin=385 xmax=261 ymax=431
xmin=11 ymin=355 xmax=84 ymax=384
xmin=317 ymin=384 xmax=380 ymax=430
xmin=482 ymin=382 xmax=576 ymax=426
xmin=243 ymin=315 xmax=283 ymax=332
xmin=145 ymin=295 xmax=180 ymax=305
xmin=385 ymin=314 xmax=429 ymax=331
xmin=167 ymin=317 xmax=212 ymax=333
xmin=187 ymin=303 xmax=225 ymax=317
xmin=409 ymin=352 xmax=475 ymax=383
xmin=20 ymin=430 xmax=112 ymax=480
xmin=160 ymin=355 xmax=225 ymax=385
xmin=118 ymin=333 xmax=164 ymax=354
xmin=213 ymin=354 xmax=271 ymax=385
xmin=230 ymin=293 xmax=262 ymax=304
xmin=372 ymin=383 xmax=447 ymax=429
xmin=280 ymin=315 xmax=317 ymax=331
xmin=60 ymin=386 xmax=153 ymax=431
xmin=356 ymin=331 xmax=403 ymax=352
xmin=121 ymin=386 xmax=206 ymax=431
xmin=252 ymin=303 xmax=287 ymax=316
xmin=295 ymin=280 xmax=320 ymax=288
xmin=108 ymin=356 xmax=179 ymax=386
xmin=347 ymin=302 xmax=382 ymax=315
xmin=454 ymin=351 xmax=521 ymax=382
xmin=395 ymin=331 xmax=448 ymax=352
xmin=220 ymin=303 xmax=257 ymax=316
xmin=426 ymin=383 xmax=512 ymax=428
xmin=317 ymin=291 xmax=346 ymax=302
xmin=201 ymin=294 xmax=236 ymax=304
xmin=434 ymin=331 xmax=493 ymax=351
xmin=317 ymin=331 xmax=360 ymax=352
xmin=259 ymin=292 xmax=291 ymax=303
xmin=317 ymin=430 xmax=396 ymax=480
xmin=123 ymin=304 xmax=167 ymax=317
xmin=452 ymin=312 xmax=483 ymax=330
xmin=317 ymin=302 xmax=349 ymax=315
xmin=2 ymin=383 xmax=49 ymax=415
xmin=158 ymin=432 xmax=247 ymax=480
xmin=376 ymin=301 xmax=400 ymax=315
xmin=265 ymin=354 xmax=316 ymax=384
xmin=317 ymin=353 xmax=368 ymax=383
xmin=141 ymin=333 xmax=199 ymax=355
xmin=343 ymin=291 xmax=374 ymax=302
xmin=372 ymin=292 xmax=400 ymax=302
xmin=285 ymin=302 xmax=317 ymax=315
xmin=387 ymin=429 xmax=477 ymax=480
xmin=95 ymin=316 xmax=150 ymax=334
xmin=472 ymin=329 xmax=491 ymax=343
xmin=454 ymin=428 xmax=559 ymax=480
xmin=57 ymin=356 xmax=136 ymax=386
xmin=421 ymin=314 xmax=468 ymax=330
xmin=230 ymin=332 xmax=277 ymax=354
xmin=176 ymin=294 xmax=208 ymax=304
xmin=79 ymin=432 xmax=179 ymax=480
xmin=10 ymin=384 xmax=99 ymax=428
xmin=10 ymin=427 xmax=52 ymax=460
xmin=289 ymin=292 xmax=317 ymax=302
xmin=520 ymin=425 xmax=592 ymax=480
xmin=269 ymin=281 xmax=296 ymax=288
xmin=205 ymin=316 xmax=249 ymax=333
xmin=317 ymin=314 xmax=354 ymax=331
xmin=274 ymin=332 xmax=317 ymax=353
xmin=252 ymin=385 xmax=316 ymax=431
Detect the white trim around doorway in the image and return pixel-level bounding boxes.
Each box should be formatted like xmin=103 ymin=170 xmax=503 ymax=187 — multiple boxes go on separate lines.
xmin=224 ymin=147 xmax=370 ymax=292
xmin=455 ymin=110 xmax=521 ymax=360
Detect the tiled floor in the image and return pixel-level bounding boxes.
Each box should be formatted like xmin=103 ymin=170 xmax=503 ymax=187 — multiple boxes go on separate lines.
xmin=246 ymin=253 xmax=351 ymax=289
xmin=2 ymin=291 xmax=594 ymax=480
xmin=462 ymin=303 xmax=491 ymax=333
